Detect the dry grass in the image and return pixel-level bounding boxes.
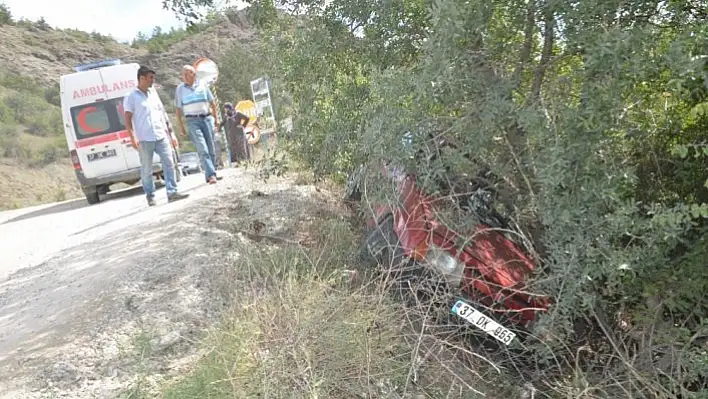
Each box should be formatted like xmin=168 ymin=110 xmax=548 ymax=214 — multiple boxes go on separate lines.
xmin=111 ymin=160 xmax=702 ymax=399
xmin=143 ymin=214 xmax=522 ymax=399
xmin=0 ymin=156 xmax=82 ymax=210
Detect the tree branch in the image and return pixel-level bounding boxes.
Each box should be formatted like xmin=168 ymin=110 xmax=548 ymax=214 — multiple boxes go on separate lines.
xmin=512 ymin=0 xmax=537 ymax=89
xmin=529 ymin=2 xmax=555 ymax=103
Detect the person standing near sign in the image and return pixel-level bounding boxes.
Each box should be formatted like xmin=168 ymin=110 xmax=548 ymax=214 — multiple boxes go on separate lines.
xmin=174 ymin=65 xmax=222 ymax=184
xmin=123 ymin=65 xmax=189 ymax=206
xmin=222 ymin=102 xmax=252 ymax=165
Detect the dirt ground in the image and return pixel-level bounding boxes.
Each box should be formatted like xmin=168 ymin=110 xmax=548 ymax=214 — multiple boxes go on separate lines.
xmin=0 ymin=166 xmax=350 ymax=398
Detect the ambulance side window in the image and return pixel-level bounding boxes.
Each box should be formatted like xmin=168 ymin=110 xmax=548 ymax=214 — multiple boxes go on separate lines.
xmin=70 ymin=97 xmax=125 ymax=139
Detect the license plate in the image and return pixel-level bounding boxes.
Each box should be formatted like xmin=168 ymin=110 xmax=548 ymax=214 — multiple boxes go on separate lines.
xmin=87 ymin=149 xmax=117 ymax=162
xmin=452 ymin=300 xmax=516 ymax=346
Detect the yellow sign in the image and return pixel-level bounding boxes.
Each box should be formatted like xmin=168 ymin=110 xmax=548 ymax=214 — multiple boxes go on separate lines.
xmin=235 ymin=100 xmax=257 ymax=126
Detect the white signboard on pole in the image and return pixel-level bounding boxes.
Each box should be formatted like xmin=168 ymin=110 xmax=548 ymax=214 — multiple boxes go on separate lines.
xmin=250 ymin=77 xmax=276 ymax=131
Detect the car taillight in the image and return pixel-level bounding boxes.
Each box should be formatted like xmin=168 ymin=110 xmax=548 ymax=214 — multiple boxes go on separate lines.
xmin=70 ymin=149 xmax=81 ymax=170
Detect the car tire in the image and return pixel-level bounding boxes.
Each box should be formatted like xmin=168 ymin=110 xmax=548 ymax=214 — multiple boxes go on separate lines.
xmin=84 ymin=188 xmax=100 ymax=205
xmin=357 ymin=213 xmax=409 ymax=279
xmin=358 ymin=213 xmax=452 ymax=312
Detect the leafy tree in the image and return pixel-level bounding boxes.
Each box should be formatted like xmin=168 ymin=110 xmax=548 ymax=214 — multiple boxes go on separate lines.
xmin=213 ymin=44 xmax=265 ymax=103
xmin=162 ymin=0 xmax=215 ymax=24
xmin=0 ymin=2 xmax=12 ymax=25
xmin=132 ymin=31 xmax=149 ymax=48
xmin=226 ymin=0 xmax=708 ymax=395
xmin=166 ymin=0 xmax=708 ymax=395
xmin=35 ymin=16 xmax=50 ymax=30
xmin=44 ymin=84 xmax=61 ymax=107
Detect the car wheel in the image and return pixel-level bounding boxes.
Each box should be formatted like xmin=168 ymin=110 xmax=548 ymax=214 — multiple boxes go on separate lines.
xmin=358 ymin=214 xmax=452 ymax=312
xmin=83 ymin=187 xmax=100 ymax=205
xmin=357 ymin=213 xmax=409 ymax=279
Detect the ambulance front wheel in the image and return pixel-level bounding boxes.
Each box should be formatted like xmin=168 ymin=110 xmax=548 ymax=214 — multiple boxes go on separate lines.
xmin=83 ymin=187 xmax=100 ymax=205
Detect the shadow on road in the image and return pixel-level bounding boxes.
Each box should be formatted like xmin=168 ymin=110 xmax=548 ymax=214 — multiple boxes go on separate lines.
xmin=0 ymin=185 xmax=147 ymax=226
xmin=67 ymin=181 xmax=207 ymax=238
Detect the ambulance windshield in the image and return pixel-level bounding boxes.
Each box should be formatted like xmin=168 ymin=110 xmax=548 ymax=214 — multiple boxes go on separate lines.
xmin=70 ymin=97 xmax=125 ymax=140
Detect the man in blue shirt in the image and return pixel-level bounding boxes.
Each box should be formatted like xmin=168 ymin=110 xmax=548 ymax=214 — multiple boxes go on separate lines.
xmin=123 ymin=65 xmax=189 ymax=206
xmin=174 ymin=65 xmax=222 ymax=185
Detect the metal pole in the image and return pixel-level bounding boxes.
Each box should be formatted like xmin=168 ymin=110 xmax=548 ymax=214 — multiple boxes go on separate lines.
xmin=266 ymin=79 xmax=276 ymax=151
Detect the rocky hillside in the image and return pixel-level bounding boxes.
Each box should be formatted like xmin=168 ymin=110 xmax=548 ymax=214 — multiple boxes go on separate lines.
xmin=0 ymin=8 xmax=260 ymax=210
xmin=0 ymin=9 xmax=259 ymax=97
xmin=138 ymin=11 xmax=260 ymax=97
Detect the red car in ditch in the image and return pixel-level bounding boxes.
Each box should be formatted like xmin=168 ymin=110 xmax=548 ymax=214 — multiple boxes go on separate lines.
xmin=346 ymin=158 xmax=551 ymax=348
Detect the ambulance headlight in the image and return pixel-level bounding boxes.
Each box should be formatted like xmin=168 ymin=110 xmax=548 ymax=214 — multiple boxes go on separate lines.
xmin=424 ymin=245 xmax=465 ymax=286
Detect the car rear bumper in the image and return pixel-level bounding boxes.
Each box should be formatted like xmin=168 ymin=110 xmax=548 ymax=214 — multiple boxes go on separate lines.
xmin=180 ymin=164 xmax=201 ymax=173
xmin=391 ymin=223 xmax=548 ymax=328
xmin=395 ymin=255 xmax=534 ymax=346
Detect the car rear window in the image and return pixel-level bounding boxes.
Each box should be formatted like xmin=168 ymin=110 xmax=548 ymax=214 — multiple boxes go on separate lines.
xmin=181 ymin=153 xmax=198 ymax=162
xmin=70 ymin=97 xmax=125 ymax=140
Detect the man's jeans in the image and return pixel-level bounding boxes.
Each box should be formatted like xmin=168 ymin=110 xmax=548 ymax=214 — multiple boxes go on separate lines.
xmin=186 ymin=115 xmax=217 ymax=179
xmin=139 ymin=138 xmax=178 ymax=198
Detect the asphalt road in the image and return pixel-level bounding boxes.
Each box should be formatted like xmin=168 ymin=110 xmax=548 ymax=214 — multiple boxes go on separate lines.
xmin=0 ymin=168 xmax=244 ymax=397
xmin=0 ymin=171 xmax=226 ymax=280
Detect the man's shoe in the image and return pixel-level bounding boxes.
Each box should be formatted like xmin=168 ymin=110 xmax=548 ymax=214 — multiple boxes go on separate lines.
xmin=216 ymin=175 xmax=224 ymax=181
xmin=147 ymin=196 xmax=156 ymax=207
xmin=168 ymin=192 xmax=190 ymax=203
xmin=207 ymin=176 xmax=217 ymax=184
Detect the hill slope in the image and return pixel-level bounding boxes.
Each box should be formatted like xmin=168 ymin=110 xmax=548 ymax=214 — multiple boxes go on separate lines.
xmin=0 ymin=10 xmax=260 ymax=210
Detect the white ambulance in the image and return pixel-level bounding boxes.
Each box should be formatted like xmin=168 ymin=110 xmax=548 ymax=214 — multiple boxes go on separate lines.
xmin=59 ymin=59 xmax=181 ymax=205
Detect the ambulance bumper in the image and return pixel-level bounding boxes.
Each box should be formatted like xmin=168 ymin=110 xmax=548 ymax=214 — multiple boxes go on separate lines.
xmin=75 ymin=164 xmax=163 ymax=189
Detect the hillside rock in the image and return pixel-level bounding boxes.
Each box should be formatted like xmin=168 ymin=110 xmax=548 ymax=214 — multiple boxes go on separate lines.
xmin=0 ymin=26 xmax=142 ymax=86
xmin=136 ymin=11 xmax=260 ymax=95
xmin=0 ymin=9 xmax=258 ymax=91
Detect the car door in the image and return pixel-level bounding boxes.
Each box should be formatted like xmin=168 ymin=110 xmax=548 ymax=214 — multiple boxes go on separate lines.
xmin=97 ymin=66 xmax=146 ymax=170
xmin=110 ymin=96 xmax=144 ymax=170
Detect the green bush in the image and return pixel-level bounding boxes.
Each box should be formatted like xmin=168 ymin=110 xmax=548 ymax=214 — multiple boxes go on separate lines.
xmin=0 ymin=133 xmax=31 ymax=159
xmin=0 ymin=123 xmax=20 ymax=138
xmin=214 ymin=44 xmax=265 ymax=103
xmin=0 ymin=3 xmax=13 ymax=25
xmin=25 ymin=107 xmax=63 ymax=136
xmin=44 ymin=83 xmax=61 ymax=106
xmin=0 ymin=100 xmax=15 ymax=124
xmin=0 ymin=69 xmax=43 ymax=96
xmin=64 ymin=29 xmax=90 ymax=42
xmin=134 ymin=21 xmax=213 ymax=53
xmin=2 ymin=89 xmax=63 ymax=136
xmin=247 ymin=0 xmax=708 ymax=396
xmin=31 ymin=143 xmax=64 ymax=166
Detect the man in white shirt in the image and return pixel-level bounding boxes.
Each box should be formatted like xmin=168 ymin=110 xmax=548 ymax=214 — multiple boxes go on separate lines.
xmin=123 ymin=65 xmax=189 ymax=206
